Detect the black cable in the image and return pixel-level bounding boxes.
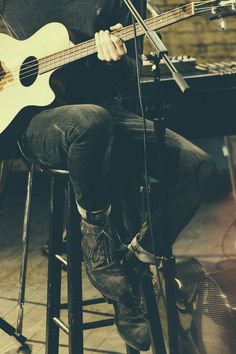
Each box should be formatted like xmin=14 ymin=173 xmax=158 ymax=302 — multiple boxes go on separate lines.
xmin=221 ymin=216 xmax=236 ymax=259
xmin=131 ymin=3 xmax=166 ymax=302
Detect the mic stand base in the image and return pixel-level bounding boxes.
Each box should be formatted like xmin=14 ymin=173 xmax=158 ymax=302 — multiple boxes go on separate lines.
xmin=0 ymin=317 xmax=28 ymax=345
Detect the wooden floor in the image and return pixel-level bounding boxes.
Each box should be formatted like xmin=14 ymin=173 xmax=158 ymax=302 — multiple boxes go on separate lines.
xmin=0 ymin=168 xmax=236 ymax=354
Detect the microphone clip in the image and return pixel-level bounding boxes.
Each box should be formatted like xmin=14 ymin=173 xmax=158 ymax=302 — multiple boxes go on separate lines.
xmin=127 ymin=233 xmax=161 ymax=265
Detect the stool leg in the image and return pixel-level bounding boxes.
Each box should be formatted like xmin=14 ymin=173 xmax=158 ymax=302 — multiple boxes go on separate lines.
xmin=46 ymin=175 xmax=65 ymax=354
xmin=16 ymin=163 xmax=34 ymax=334
xmin=66 ymin=181 xmax=83 ymax=354
xmin=142 ymin=272 xmax=167 ymax=354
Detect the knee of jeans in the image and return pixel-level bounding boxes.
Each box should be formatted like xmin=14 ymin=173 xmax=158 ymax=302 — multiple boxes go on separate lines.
xmin=65 ymin=105 xmax=113 ymax=147
xmin=178 ymin=149 xmax=217 ymax=196
xmin=196 ymin=153 xmax=218 ymax=196
xmin=87 ymin=106 xmax=113 ymax=142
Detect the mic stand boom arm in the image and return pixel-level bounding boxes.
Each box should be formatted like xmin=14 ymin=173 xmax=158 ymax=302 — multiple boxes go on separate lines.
xmin=123 ymin=0 xmax=190 ymax=92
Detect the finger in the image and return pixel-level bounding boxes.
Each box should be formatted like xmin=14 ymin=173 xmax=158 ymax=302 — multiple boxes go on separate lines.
xmin=100 ymin=30 xmax=120 ymax=61
xmin=110 ymin=34 xmax=127 ymax=58
xmin=110 ymin=23 xmax=123 ymax=31
xmin=95 ymin=32 xmax=105 ymax=61
xmin=99 ymin=30 xmax=115 ymax=61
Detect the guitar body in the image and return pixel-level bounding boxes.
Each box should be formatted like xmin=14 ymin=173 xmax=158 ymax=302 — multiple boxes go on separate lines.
xmin=0 ymin=22 xmax=73 ymax=134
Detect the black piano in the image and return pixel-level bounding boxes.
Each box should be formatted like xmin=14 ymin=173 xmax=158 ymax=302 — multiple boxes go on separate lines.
xmin=123 ymin=57 xmax=236 ymax=139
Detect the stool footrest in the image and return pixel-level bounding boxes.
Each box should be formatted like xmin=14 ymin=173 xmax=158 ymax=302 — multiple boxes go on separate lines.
xmin=53 ymin=317 xmax=69 ymax=335
xmin=55 ymin=254 xmax=67 ymax=269
xmin=53 ymin=316 xmax=114 ymax=334
xmin=83 ymin=318 xmax=114 ymax=330
xmin=60 ymin=297 xmax=108 ymax=310
xmin=83 ymin=298 xmax=107 ymax=306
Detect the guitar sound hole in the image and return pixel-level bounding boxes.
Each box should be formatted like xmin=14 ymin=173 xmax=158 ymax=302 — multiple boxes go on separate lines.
xmin=20 ymin=56 xmax=39 ymax=87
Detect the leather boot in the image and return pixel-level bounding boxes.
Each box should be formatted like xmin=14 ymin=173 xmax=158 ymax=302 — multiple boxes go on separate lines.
xmin=113 ymin=294 xmax=151 ymax=351
xmin=80 ymin=218 xmax=132 ymax=301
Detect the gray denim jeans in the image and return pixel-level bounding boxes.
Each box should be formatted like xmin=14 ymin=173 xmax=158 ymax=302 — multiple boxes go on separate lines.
xmin=21 ymin=102 xmax=217 ymax=248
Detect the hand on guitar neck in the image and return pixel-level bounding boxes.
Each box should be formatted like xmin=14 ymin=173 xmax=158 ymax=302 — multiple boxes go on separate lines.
xmin=95 ymin=23 xmax=127 ymax=62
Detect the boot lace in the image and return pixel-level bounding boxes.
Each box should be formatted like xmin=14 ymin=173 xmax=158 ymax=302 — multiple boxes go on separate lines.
xmin=91 ymin=228 xmax=113 ymax=263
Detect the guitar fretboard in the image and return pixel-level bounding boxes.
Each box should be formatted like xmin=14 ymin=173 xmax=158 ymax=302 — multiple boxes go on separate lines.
xmin=38 ymin=3 xmax=193 ymax=74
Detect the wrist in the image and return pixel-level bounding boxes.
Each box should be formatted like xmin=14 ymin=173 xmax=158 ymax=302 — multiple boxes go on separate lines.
xmin=106 ymin=56 xmax=127 ymax=66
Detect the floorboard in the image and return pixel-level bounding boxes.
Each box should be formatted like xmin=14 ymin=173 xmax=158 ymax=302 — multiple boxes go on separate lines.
xmin=0 ymin=170 xmax=236 ymax=353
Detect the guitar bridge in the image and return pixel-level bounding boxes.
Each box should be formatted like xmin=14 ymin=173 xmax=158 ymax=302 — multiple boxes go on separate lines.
xmin=0 ymin=61 xmax=14 ymax=91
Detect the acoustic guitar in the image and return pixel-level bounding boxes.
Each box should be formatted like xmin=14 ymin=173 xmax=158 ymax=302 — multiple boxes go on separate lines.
xmin=0 ymin=0 xmax=235 ymax=134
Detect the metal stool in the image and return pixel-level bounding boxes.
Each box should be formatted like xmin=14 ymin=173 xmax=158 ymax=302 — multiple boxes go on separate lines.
xmin=18 ymin=164 xmax=140 ymax=354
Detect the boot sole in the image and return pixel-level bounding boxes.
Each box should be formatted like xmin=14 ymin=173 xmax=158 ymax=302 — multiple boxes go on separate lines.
xmin=115 ymin=326 xmax=151 ymax=352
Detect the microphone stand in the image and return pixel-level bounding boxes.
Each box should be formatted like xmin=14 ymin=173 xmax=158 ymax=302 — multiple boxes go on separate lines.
xmin=122 ymin=0 xmax=190 ymax=93
xmin=122 ymin=1 xmax=190 ymax=353
xmin=0 ymin=317 xmax=27 ymax=345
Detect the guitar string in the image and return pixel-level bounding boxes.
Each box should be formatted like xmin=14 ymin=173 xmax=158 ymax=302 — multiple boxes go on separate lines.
xmin=0 ymin=1 xmax=223 ymax=80
xmin=0 ymin=1 xmax=213 ymax=79
xmin=0 ymin=7 xmax=224 ymax=86
xmin=0 ymin=3 xmax=226 ymax=84
xmin=0 ymin=2 xmax=220 ymax=80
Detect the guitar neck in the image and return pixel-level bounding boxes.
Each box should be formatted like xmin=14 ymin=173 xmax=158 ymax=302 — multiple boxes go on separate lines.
xmin=39 ymin=3 xmax=194 ymax=74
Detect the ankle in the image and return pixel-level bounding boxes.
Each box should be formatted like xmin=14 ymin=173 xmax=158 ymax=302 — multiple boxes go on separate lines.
xmin=77 ymin=203 xmax=111 ymax=226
